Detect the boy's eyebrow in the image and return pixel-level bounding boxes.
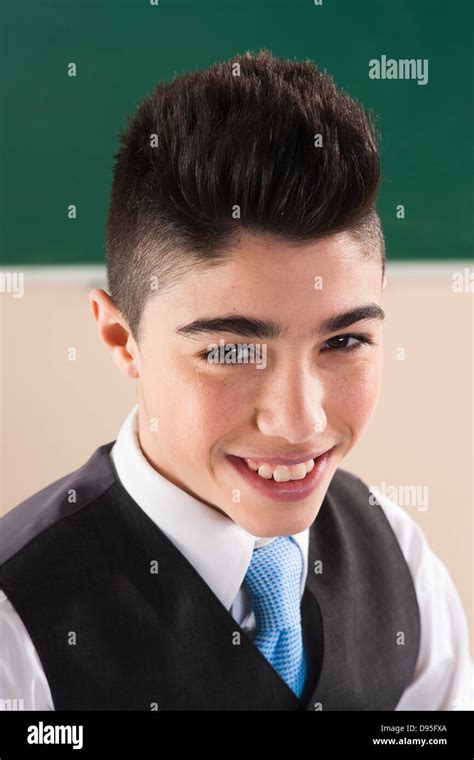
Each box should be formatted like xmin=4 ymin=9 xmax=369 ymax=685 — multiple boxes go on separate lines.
xmin=175 ymin=303 xmax=385 ymax=340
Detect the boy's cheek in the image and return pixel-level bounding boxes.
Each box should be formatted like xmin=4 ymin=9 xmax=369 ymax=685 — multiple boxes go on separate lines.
xmin=176 ymin=368 xmax=253 ymax=421
xmin=333 ymin=379 xmax=382 ymax=451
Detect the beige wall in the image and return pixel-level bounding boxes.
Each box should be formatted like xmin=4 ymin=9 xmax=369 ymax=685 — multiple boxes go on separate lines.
xmin=1 ymin=264 xmax=472 ymax=651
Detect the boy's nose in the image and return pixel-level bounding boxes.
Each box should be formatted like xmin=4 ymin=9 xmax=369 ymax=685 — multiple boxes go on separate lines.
xmin=255 ymin=368 xmax=327 ymax=444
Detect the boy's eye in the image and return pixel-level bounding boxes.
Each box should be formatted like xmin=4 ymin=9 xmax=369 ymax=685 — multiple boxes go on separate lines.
xmin=196 ymin=333 xmax=373 ymax=367
xmin=321 ymin=333 xmax=373 ymax=353
xmin=197 ymin=343 xmax=256 ymax=367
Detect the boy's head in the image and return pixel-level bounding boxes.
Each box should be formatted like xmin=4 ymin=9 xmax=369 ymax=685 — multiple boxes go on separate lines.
xmin=90 ymin=50 xmax=386 ymax=537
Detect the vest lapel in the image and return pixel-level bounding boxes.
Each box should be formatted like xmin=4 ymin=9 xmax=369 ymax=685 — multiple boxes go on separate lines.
xmin=111 ymin=480 xmax=304 ymax=710
xmin=95 ymin=442 xmax=325 ymax=710
xmin=301 ymin=478 xmax=421 ymax=711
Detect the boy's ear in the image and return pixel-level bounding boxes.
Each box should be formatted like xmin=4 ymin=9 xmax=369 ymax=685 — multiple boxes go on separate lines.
xmin=89 ymin=288 xmax=139 ymax=380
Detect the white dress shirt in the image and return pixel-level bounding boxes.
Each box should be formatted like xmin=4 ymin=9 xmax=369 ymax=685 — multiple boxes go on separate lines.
xmin=1 ymin=405 xmax=472 ymax=711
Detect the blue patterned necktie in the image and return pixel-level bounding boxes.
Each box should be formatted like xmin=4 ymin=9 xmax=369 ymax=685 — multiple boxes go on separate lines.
xmin=243 ymin=535 xmax=308 ymax=699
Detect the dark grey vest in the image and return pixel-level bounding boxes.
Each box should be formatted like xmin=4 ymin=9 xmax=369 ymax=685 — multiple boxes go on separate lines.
xmin=0 ymin=443 xmax=420 ymax=710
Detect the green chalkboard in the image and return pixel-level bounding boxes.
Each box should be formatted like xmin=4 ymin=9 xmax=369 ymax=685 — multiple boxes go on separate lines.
xmin=0 ymin=0 xmax=472 ymax=265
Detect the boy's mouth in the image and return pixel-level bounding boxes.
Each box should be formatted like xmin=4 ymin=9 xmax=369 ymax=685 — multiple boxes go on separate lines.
xmin=225 ymin=448 xmax=335 ymax=503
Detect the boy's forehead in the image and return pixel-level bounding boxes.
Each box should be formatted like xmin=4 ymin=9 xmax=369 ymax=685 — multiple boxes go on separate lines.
xmin=144 ymin=232 xmax=383 ymax=338
xmin=222 ymin=230 xmax=366 ymax=267
xmin=173 ymin=231 xmax=379 ymax=293
xmin=173 ymin=231 xmax=381 ymax=302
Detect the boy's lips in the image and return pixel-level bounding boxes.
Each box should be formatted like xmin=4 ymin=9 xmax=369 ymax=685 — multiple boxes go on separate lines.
xmin=225 ymin=447 xmax=335 ymax=503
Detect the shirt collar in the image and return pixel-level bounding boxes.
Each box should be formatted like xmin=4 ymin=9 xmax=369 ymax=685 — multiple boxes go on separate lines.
xmin=110 ymin=405 xmax=309 ymax=610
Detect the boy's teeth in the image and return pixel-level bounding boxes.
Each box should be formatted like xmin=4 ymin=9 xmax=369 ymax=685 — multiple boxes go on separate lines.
xmin=287 ymin=463 xmax=308 ymax=480
xmin=257 ymin=464 xmax=273 ymax=479
xmin=246 ymin=458 xmax=315 ymax=481
xmin=274 ymin=465 xmax=292 ymax=482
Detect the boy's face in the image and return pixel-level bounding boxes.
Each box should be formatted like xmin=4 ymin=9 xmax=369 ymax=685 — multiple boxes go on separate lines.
xmin=95 ymin=231 xmax=385 ymax=537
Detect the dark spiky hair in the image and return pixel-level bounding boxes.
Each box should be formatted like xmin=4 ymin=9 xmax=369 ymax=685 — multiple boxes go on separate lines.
xmin=106 ymin=49 xmax=385 ymax=340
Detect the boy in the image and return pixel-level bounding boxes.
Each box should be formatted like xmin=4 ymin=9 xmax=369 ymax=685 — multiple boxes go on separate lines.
xmin=0 ymin=50 xmax=472 ymax=711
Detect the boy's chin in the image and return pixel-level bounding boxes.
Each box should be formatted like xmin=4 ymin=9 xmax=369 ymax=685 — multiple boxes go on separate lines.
xmin=229 ymin=499 xmax=324 ymax=538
